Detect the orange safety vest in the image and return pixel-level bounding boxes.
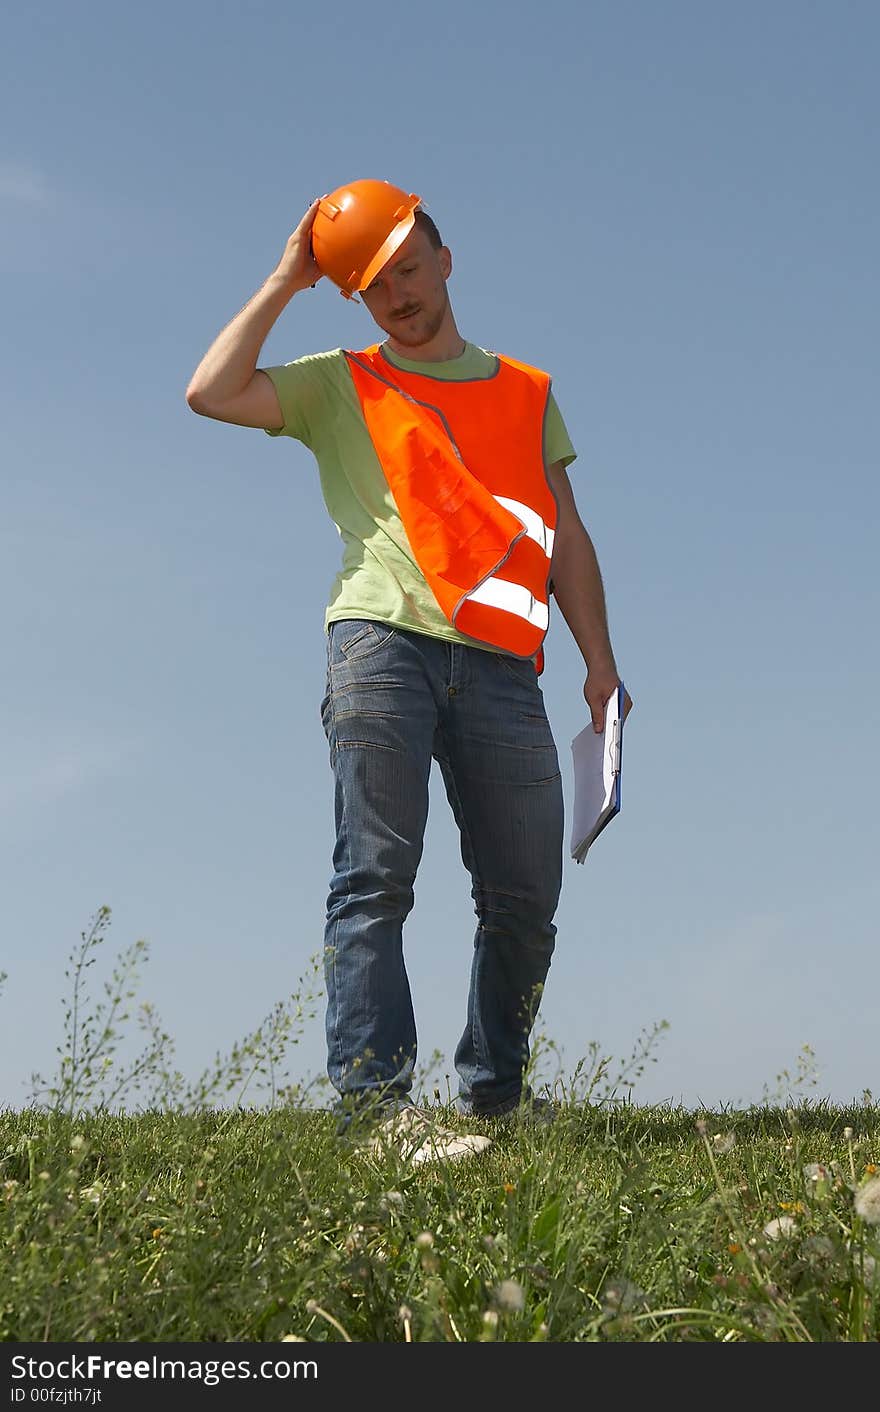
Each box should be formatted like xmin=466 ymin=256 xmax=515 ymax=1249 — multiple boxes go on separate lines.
xmin=344 ymin=344 xmax=558 ymax=672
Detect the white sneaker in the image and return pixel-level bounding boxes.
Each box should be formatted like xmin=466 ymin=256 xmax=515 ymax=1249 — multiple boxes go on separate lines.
xmin=364 ymin=1105 xmax=493 ymax=1166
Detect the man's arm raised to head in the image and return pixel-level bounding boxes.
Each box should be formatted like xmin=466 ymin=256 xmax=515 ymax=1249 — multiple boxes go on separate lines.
xmin=185 ymin=199 xmax=322 ymax=430
xmin=187 ymin=366 xmax=286 ymax=430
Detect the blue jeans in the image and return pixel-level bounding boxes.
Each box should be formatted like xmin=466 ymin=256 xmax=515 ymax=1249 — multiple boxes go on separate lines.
xmin=320 ymin=620 xmax=564 ymax=1120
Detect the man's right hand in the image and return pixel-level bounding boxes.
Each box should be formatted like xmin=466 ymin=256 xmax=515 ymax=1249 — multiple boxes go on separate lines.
xmin=186 ymin=198 xmax=327 ymax=430
xmin=274 ymin=198 xmax=324 ymax=295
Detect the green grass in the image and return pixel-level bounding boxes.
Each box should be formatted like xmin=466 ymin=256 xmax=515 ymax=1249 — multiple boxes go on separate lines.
xmin=2 ymin=908 xmax=878 ymax=1342
xmin=1 ymin=1099 xmax=878 ymax=1342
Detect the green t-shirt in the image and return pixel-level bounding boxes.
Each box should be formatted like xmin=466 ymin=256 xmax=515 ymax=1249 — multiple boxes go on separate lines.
xmin=261 ymin=342 xmax=576 ymax=649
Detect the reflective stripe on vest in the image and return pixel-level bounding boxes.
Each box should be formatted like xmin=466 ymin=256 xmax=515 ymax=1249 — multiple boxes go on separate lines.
xmin=467 ymin=576 xmax=550 ymax=630
xmin=495 ymin=496 xmax=555 ymax=559
xmin=344 ymin=346 xmax=557 ymax=664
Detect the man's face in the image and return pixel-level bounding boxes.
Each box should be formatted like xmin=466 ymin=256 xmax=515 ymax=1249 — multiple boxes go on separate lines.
xmin=360 ymin=224 xmax=453 ymax=348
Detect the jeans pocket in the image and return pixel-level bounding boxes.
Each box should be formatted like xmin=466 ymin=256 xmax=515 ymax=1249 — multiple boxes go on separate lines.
xmin=320 ymin=672 xmax=331 ymax=734
xmin=330 ymin=620 xmax=397 ymax=666
xmin=494 ymin=651 xmax=539 ymax=683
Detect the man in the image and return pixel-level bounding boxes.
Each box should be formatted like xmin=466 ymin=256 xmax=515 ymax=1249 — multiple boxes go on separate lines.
xmin=186 ymin=183 xmax=632 ymax=1164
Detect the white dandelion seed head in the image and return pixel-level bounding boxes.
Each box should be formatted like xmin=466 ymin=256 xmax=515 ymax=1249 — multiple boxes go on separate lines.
xmin=854 ymin=1176 xmax=880 ymax=1226
xmin=601 ymin=1276 xmax=648 ymax=1312
xmin=493 ymin=1279 xmax=525 ymax=1313
xmin=763 ymin=1215 xmax=797 ymax=1240
xmin=843 ymin=1127 xmax=854 ymax=1141
xmin=800 ymin=1235 xmax=836 ymax=1261
xmin=482 ymin=1310 xmax=499 ymax=1329
xmin=713 ymin=1132 xmax=736 ymax=1153
xmin=415 ymin=1230 xmax=435 ymax=1250
xmin=70 ymin=1135 xmax=86 ymax=1152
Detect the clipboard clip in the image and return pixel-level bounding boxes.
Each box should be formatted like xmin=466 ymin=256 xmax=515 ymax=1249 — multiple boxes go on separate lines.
xmin=609 ymin=719 xmax=622 ymax=774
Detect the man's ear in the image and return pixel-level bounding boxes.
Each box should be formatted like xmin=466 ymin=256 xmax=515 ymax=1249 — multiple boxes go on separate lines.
xmin=439 ymin=245 xmax=452 ymax=279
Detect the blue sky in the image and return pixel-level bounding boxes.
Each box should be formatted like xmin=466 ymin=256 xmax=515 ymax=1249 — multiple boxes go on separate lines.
xmin=2 ymin=1 xmax=878 ymax=1112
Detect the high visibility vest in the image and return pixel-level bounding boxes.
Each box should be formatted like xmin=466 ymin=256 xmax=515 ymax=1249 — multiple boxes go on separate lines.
xmin=345 ymin=344 xmax=557 ymax=671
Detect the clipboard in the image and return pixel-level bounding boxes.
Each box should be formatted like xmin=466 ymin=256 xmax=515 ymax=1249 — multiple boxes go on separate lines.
xmin=569 ymin=682 xmax=624 ymax=863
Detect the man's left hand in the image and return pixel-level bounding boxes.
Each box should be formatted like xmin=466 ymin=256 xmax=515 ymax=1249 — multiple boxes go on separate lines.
xmin=584 ymin=672 xmax=633 ymax=733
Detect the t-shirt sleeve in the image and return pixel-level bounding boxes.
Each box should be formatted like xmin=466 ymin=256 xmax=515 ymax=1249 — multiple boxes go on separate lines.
xmin=259 ymin=349 xmax=343 ymax=447
xmin=544 ymin=390 xmax=576 ymax=469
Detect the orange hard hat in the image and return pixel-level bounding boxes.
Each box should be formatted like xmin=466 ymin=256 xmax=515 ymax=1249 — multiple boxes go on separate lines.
xmin=311 ymin=179 xmax=422 ymax=299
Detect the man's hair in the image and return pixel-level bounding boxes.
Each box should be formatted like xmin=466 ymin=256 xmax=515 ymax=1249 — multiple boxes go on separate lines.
xmin=414 ymin=208 xmax=443 ymax=249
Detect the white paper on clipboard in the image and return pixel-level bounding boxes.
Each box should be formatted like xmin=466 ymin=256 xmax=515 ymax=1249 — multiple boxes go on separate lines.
xmin=569 ymin=683 xmax=624 ymax=863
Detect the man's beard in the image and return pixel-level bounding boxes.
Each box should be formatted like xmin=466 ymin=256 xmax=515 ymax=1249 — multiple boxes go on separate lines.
xmin=385 ymin=295 xmax=448 ymax=347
